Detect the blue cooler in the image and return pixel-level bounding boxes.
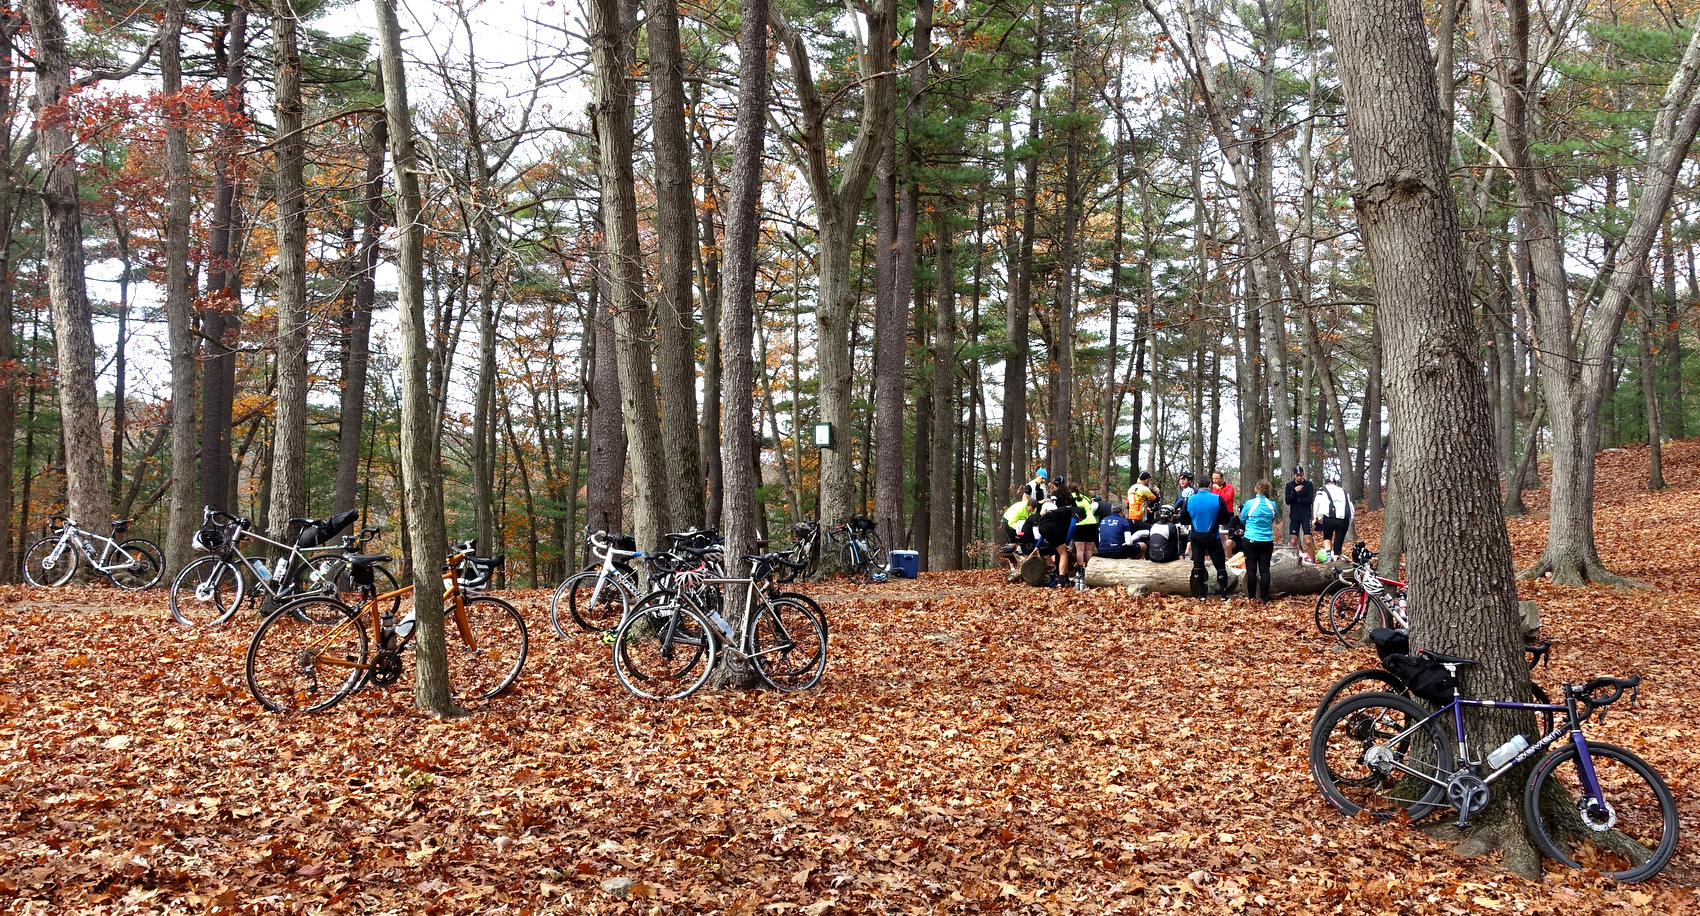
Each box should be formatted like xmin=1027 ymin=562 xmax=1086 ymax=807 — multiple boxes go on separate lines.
xmin=889 ymin=550 xmax=919 ymax=579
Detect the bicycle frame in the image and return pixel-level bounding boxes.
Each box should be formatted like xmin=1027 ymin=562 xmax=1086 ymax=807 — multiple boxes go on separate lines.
xmin=689 ymin=572 xmax=801 ymax=665
xmin=43 ymin=523 xmax=133 ymax=573
xmin=295 ymin=555 xmax=480 ymax=680
xmin=1374 ymin=683 xmax=1602 ymax=800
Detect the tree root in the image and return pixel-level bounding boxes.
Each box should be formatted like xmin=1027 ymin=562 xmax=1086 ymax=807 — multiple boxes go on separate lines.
xmin=1420 ymin=820 xmax=1544 ymax=881
xmin=1518 ymin=553 xmax=1647 ymax=589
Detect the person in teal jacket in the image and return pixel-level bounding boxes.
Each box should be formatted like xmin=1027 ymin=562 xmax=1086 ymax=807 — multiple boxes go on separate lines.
xmin=1240 ymin=479 xmax=1279 ymax=603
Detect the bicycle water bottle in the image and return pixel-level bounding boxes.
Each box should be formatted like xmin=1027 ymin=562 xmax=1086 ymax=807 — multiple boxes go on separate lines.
xmin=274 ymin=557 xmax=290 ymax=580
xmin=1487 ymin=735 xmax=1530 ymax=769
xmin=250 ymin=558 xmax=270 ymax=580
xmin=708 ymin=608 xmax=731 ymax=632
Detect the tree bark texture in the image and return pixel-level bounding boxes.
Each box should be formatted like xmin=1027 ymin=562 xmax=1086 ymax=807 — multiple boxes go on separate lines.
xmin=200 ymin=0 xmax=247 ymax=513
xmin=374 ymin=0 xmax=455 ymax=716
xmin=715 ymin=0 xmax=768 ymax=684
xmin=23 ymin=0 xmax=112 ymax=531
xmin=647 ymin=0 xmax=705 ymax=529
xmin=267 ymin=0 xmax=309 ymax=540
xmin=928 ymin=199 xmax=957 ymax=569
xmin=589 ymin=0 xmax=669 ymax=552
xmin=770 ymin=1 xmax=894 ymax=543
xmin=162 ymin=0 xmax=198 ymax=573
xmin=1330 ymin=0 xmax=1536 ymax=874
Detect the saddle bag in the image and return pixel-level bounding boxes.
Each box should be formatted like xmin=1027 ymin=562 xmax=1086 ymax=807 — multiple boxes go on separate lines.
xmin=1382 ymin=652 xmax=1458 ymax=706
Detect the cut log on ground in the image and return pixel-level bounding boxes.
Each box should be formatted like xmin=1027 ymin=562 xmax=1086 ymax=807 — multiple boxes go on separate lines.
xmin=1086 ymin=548 xmax=1344 ymax=597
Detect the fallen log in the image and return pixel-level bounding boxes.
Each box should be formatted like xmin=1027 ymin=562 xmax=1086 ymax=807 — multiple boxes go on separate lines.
xmin=1085 ymin=548 xmax=1344 ymax=597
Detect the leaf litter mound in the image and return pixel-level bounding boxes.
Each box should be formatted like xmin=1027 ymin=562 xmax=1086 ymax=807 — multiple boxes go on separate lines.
xmin=2 ymin=443 xmax=1698 ymax=914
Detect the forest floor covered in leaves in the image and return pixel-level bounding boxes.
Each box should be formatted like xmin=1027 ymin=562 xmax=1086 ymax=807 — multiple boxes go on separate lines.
xmin=3 ymin=445 xmax=1700 ymax=914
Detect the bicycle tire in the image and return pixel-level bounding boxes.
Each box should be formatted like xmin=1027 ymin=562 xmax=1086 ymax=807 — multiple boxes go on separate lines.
xmin=1327 ymin=587 xmax=1388 ymax=647
xmin=1315 ymin=668 xmax=1407 ymax=718
xmin=245 ymin=599 xmax=368 ymax=713
xmin=109 ymin=539 xmax=165 ymax=590
xmin=568 ymin=570 xmax=635 ymax=633
xmin=1314 ymin=579 xmax=1349 ymax=634
xmin=169 ymin=555 xmax=246 ymax=626
xmin=22 ymin=536 xmax=78 ymax=587
xmin=751 ymin=596 xmax=828 ymax=692
xmin=1310 ymin=691 xmax=1453 ymax=822
xmin=837 ymin=542 xmax=864 ymax=577
xmin=446 ymin=595 xmax=529 ymax=703
xmin=612 ymin=591 xmax=716 ymax=701
xmin=1524 ymin=741 xmax=1679 ymax=882
xmin=767 ymin=590 xmax=828 ymax=642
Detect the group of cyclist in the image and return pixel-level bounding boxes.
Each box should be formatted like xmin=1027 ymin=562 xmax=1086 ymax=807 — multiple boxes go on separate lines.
xmin=999 ymin=465 xmax=1354 ymax=601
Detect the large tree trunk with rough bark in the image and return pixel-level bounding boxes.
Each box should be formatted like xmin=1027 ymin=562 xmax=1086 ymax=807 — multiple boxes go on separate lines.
xmin=23 ymin=0 xmax=112 ymax=531
xmin=200 ymin=0 xmax=246 ymax=514
xmin=374 ymin=0 xmax=455 ymax=716
xmin=1330 ymin=0 xmax=1535 ymax=874
xmin=589 ymin=0 xmax=669 ymax=552
xmin=162 ymin=0 xmax=197 ymax=573
xmin=714 ymin=0 xmax=768 ymax=687
xmin=928 ymin=198 xmax=957 ymax=569
xmin=647 ymin=0 xmax=704 ymax=529
xmin=267 ymin=0 xmax=309 ymax=541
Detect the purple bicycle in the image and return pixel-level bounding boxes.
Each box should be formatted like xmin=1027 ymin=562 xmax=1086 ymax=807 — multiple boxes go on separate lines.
xmin=1310 ymin=649 xmax=1678 ymax=882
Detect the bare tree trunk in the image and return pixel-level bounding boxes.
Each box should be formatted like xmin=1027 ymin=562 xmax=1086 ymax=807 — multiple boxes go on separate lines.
xmin=1639 ymin=283 xmax=1666 ymax=489
xmin=584 ymin=244 xmax=625 ymax=537
xmin=374 ymin=0 xmax=455 ymax=716
xmin=162 ymin=0 xmax=198 ymax=573
xmin=589 ymin=0 xmax=668 ymax=552
xmin=928 ymin=198 xmax=957 ymax=569
xmin=200 ymin=0 xmax=246 ymax=513
xmin=1051 ymin=8 xmax=1078 ymax=481
xmin=1663 ymin=229 xmax=1683 ymax=438
xmin=23 ymin=0 xmax=112 ymax=530
xmin=1330 ymin=0 xmax=1535 ymax=871
xmin=769 ymin=1 xmax=894 ymax=540
xmin=695 ymin=105 xmax=725 ymax=528
xmin=0 ymin=5 xmax=18 ymax=581
xmin=872 ymin=45 xmax=903 ymax=554
xmin=647 ymin=0 xmax=704 ymax=528
xmin=716 ymin=0 xmax=768 ymax=686
xmin=335 ymin=76 xmax=386 ymax=514
xmin=267 ymin=0 xmax=309 ymax=542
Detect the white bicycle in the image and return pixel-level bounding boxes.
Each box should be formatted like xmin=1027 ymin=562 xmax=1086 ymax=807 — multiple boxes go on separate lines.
xmin=22 ymin=515 xmax=164 ymax=590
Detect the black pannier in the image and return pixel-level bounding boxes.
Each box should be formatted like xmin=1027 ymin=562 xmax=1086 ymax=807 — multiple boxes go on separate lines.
xmin=296 ymin=509 xmax=360 ymax=549
xmin=1382 ymin=652 xmax=1459 ymax=706
xmin=1367 ymin=627 xmax=1410 ymax=662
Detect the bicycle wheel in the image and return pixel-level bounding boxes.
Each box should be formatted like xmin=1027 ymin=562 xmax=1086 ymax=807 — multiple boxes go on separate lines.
xmin=245 ymin=600 xmax=368 ymax=713
xmin=1310 ymin=691 xmax=1453 ymax=822
xmin=1524 ymin=742 xmax=1679 ymax=882
xmin=1314 ymin=668 xmax=1407 ymax=718
xmin=1325 ymin=587 xmax=1376 ymax=647
xmin=768 ymin=590 xmax=828 ymax=641
xmin=751 ymin=597 xmax=828 ymax=692
xmin=445 ymin=595 xmax=529 ymax=703
xmin=567 ymin=571 xmax=634 ymax=634
xmin=22 ymin=537 xmax=77 ymax=587
xmin=1314 ymin=579 xmax=1349 ymax=634
xmin=613 ymin=592 xmax=716 ymax=701
xmin=109 ymin=539 xmax=164 ymax=590
xmin=837 ymin=543 xmax=865 ymax=577
xmin=169 ymin=555 xmax=246 ymax=626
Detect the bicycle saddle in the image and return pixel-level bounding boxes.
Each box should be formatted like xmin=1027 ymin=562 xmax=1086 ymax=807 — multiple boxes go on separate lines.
xmin=345 ymin=554 xmax=393 ymax=567
xmin=1420 ymin=649 xmax=1480 ymax=667
xmin=289 ymin=517 xmax=317 ymax=527
xmin=110 ymin=518 xmax=131 ymax=532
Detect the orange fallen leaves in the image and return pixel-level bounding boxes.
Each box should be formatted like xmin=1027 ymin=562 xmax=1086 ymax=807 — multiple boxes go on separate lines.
xmin=0 ymin=443 xmax=1697 ymax=913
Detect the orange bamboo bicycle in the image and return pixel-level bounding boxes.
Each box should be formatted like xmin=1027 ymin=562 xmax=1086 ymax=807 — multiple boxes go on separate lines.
xmin=244 ymin=548 xmax=528 ymax=713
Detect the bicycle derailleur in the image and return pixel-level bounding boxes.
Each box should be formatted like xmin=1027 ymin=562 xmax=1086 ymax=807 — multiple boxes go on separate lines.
xmin=1446 ymin=772 xmax=1491 ymax=829
xmin=367 ymin=651 xmax=404 ymax=688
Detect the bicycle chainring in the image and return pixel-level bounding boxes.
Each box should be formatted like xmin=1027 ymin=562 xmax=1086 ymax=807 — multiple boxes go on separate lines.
xmin=1446 ymin=773 xmax=1491 ymax=819
xmin=368 ymin=651 xmax=404 ymax=687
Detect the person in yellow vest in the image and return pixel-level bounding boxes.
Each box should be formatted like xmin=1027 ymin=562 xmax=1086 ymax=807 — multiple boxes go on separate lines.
xmin=1000 ymin=496 xmax=1038 ymax=581
xmin=1072 ymin=486 xmax=1100 ymax=573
